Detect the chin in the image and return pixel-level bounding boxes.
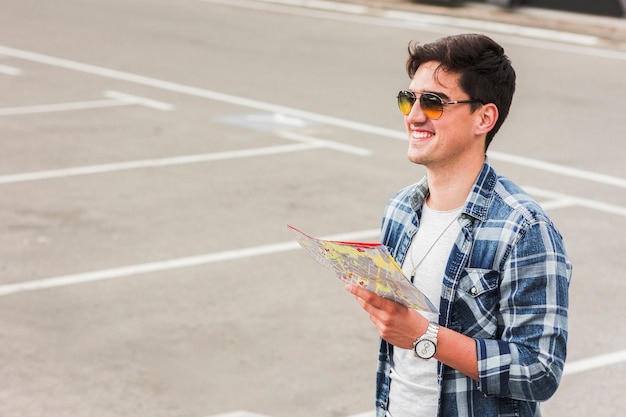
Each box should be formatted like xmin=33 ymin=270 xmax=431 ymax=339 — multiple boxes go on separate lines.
xmin=407 ymin=150 xmax=424 ymax=164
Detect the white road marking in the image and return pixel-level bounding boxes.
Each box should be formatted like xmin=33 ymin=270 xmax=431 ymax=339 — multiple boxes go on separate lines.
xmin=0 ymin=98 xmax=129 ymax=116
xmin=202 ymin=0 xmax=599 ymax=47
xmin=199 ymin=0 xmax=372 ymax=21
xmin=493 ymin=151 xmax=626 ymax=189
xmin=249 ymin=0 xmax=368 ymax=14
xmin=0 ymin=91 xmax=174 ymax=116
xmin=103 ymin=90 xmax=174 ymax=111
xmin=278 ymin=131 xmax=372 ymax=156
xmin=0 ymin=45 xmax=622 ymax=190
xmin=202 ymin=350 xmax=626 ymax=417
xmin=246 ymin=112 xmax=310 ymax=128
xmin=0 ymin=131 xmax=368 ymax=184
xmin=564 ymin=349 xmax=626 ymax=376
xmin=0 ymin=187 xmax=623 ymax=298
xmin=200 ymin=0 xmax=626 ymax=61
xmin=205 ymin=412 xmax=272 ymax=417
xmin=0 ymin=229 xmax=379 ymax=297
xmin=0 ymin=45 xmax=403 ymax=139
xmin=0 ymin=241 xmax=300 ymax=297
xmin=345 ymin=412 xmax=376 ymax=417
xmin=0 ymin=143 xmax=317 ymax=184
xmin=201 ymin=350 xmax=626 ymax=417
xmin=204 ymin=411 xmax=375 ymax=417
xmin=524 ymin=186 xmax=626 ymax=217
xmin=383 ymin=10 xmax=598 ymax=46
xmin=0 ymin=63 xmax=22 ymax=75
xmin=535 ymin=198 xmax=577 ymax=211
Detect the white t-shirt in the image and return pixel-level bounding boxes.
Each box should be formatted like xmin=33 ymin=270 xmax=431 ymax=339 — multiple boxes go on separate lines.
xmin=387 ymin=203 xmax=462 ymax=417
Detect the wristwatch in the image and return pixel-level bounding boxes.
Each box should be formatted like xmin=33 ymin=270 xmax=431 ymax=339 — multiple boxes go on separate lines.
xmin=413 ymin=322 xmax=439 ymax=359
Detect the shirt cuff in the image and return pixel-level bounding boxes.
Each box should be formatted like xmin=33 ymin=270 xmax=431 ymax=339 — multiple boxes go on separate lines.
xmin=476 ymin=338 xmax=513 ymax=397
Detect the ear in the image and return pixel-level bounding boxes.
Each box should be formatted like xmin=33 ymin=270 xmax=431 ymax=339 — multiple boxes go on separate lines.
xmin=475 ymin=103 xmax=499 ymax=136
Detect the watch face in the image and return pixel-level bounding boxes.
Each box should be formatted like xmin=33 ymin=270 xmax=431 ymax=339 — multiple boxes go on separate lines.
xmin=415 ymin=339 xmax=436 ymax=359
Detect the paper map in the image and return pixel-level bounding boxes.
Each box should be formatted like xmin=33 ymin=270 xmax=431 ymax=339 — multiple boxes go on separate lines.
xmin=288 ymin=225 xmax=437 ymax=312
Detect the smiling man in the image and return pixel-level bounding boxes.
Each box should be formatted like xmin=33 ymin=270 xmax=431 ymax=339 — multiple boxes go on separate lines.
xmin=346 ymin=34 xmax=572 ymax=417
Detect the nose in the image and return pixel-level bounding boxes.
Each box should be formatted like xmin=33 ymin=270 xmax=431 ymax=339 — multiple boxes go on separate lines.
xmin=405 ymin=100 xmax=428 ymax=124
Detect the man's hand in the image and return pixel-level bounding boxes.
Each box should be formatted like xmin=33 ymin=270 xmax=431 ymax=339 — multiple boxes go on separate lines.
xmin=345 ymin=283 xmax=428 ymax=349
xmin=346 ymin=283 xmax=479 ymax=380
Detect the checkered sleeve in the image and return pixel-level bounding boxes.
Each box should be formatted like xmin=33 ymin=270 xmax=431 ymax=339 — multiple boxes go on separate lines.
xmin=476 ymin=217 xmax=572 ymax=401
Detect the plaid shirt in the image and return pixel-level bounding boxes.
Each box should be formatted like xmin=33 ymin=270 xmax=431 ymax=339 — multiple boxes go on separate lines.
xmin=376 ymin=159 xmax=572 ymax=417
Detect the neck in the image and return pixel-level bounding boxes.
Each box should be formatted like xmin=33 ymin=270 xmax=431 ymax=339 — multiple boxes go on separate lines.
xmin=425 ymin=154 xmax=485 ymax=211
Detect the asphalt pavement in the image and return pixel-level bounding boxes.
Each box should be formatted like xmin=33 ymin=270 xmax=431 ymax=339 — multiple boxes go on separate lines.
xmin=0 ymin=1 xmax=624 ymax=417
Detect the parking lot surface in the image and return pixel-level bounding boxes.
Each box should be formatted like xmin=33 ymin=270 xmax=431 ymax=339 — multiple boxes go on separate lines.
xmin=0 ymin=1 xmax=625 ymax=416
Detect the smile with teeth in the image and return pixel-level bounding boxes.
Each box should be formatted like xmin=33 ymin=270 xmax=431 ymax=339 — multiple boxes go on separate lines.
xmin=411 ymin=130 xmax=434 ymax=140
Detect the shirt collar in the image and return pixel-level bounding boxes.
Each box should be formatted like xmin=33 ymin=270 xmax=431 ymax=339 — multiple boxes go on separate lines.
xmin=464 ymin=157 xmax=497 ymax=222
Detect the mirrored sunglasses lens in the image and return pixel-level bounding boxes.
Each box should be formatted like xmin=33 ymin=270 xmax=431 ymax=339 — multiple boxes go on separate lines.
xmin=420 ymin=93 xmax=444 ymax=119
xmin=397 ymin=91 xmax=415 ymax=115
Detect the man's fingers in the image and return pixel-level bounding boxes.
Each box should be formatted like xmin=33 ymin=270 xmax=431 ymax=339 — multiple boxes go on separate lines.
xmin=345 ymin=284 xmax=385 ymax=309
xmin=345 ymin=283 xmax=373 ymax=301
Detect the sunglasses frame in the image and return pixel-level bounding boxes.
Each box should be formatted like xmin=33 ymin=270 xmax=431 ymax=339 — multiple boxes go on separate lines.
xmin=397 ymin=90 xmax=483 ymax=119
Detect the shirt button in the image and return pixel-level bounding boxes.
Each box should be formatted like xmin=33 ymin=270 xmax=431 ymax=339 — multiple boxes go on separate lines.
xmin=470 ymin=287 xmax=477 ymax=295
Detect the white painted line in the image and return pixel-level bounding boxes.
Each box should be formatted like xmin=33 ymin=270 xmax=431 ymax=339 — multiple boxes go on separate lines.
xmin=103 ymin=90 xmax=174 ymax=111
xmin=251 ymin=0 xmax=368 ymax=14
xmin=0 ymin=45 xmax=623 ymax=190
xmin=536 ymin=198 xmax=577 ymax=211
xmin=203 ymin=351 xmax=626 ymax=417
xmin=564 ymin=349 xmax=626 ymax=376
xmin=0 ymin=98 xmax=129 ymax=116
xmin=202 ymin=352 xmax=626 ymax=417
xmin=278 ymin=130 xmax=372 ymax=156
xmin=204 ymin=412 xmax=272 ymax=417
xmin=491 ymin=151 xmax=626 ymax=189
xmin=200 ymin=0 xmax=371 ymax=20
xmin=0 ymin=91 xmax=174 ymax=116
xmin=0 ymin=45 xmax=403 ymax=139
xmin=513 ymin=37 xmax=626 ymax=61
xmin=246 ymin=112 xmax=310 ymax=128
xmin=0 ymin=143 xmax=319 ymax=185
xmin=0 ymin=129 xmax=367 ymax=184
xmin=383 ymin=10 xmax=598 ymax=46
xmin=346 ymin=412 xmax=376 ymax=417
xmin=203 ymin=0 xmax=626 ymax=60
xmin=0 ymin=63 xmax=22 ymax=75
xmin=0 ymin=128 xmax=368 ymax=184
xmin=205 ymin=411 xmax=375 ymax=417
xmin=202 ymin=0 xmax=606 ymax=48
xmin=524 ymin=186 xmax=626 ymax=217
xmin=0 ymin=228 xmax=380 ymax=297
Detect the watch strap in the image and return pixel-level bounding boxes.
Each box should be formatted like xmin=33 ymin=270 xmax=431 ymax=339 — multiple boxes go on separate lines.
xmin=424 ymin=322 xmax=439 ymax=340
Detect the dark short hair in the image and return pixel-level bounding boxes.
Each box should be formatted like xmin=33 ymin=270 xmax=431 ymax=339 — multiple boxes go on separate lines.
xmin=406 ymin=34 xmax=516 ymax=149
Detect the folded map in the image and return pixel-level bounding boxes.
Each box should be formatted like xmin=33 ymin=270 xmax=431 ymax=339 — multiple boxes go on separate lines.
xmin=288 ymin=225 xmax=437 ymax=312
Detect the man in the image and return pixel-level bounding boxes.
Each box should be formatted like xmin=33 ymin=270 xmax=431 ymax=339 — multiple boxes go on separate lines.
xmin=345 ymin=34 xmax=572 ymax=417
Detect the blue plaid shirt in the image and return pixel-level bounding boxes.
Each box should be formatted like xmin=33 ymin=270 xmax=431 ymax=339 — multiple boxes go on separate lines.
xmin=376 ymin=159 xmax=572 ymax=417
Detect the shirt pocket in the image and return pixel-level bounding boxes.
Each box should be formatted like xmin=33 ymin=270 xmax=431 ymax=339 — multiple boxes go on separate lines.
xmin=458 ymin=268 xmax=500 ymax=297
xmin=451 ymin=268 xmax=501 ymax=338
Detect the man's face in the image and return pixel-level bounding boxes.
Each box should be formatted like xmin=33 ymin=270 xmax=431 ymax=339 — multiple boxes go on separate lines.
xmin=404 ymin=61 xmax=484 ymax=171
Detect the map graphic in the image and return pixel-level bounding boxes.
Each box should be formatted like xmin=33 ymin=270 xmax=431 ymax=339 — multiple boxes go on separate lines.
xmin=288 ymin=225 xmax=437 ymax=312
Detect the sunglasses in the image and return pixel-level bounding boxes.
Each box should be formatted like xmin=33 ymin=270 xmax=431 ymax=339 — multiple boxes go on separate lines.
xmin=397 ymin=90 xmax=483 ymax=119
